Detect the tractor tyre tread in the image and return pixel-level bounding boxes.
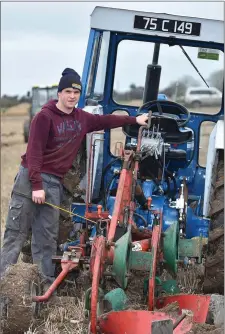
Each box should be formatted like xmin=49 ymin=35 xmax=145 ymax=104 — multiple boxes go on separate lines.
xmin=203 ymin=151 xmax=224 ymax=295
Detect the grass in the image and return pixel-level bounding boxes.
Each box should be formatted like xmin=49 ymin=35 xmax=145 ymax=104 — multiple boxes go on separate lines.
xmin=1 ymin=115 xmax=28 ymax=231
xmin=26 ymin=296 xmax=88 ymax=334
xmin=1 ymin=102 xmax=30 ymax=116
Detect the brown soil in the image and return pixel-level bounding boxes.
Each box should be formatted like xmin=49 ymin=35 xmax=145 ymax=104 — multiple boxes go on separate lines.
xmin=176 ymin=266 xmax=204 ymax=294
xmin=189 ymin=323 xmax=223 ymax=334
xmin=1 ymin=103 xmax=30 ymax=116
xmin=159 ymin=301 xmax=179 ymax=318
xmin=29 ymin=296 xmax=88 ymax=334
xmin=0 ymin=263 xmax=40 ymax=334
xmin=0 ymin=112 xmax=222 ymax=334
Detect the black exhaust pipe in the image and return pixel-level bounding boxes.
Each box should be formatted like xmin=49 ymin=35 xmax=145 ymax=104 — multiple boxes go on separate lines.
xmin=143 ymin=43 xmax=161 ymax=104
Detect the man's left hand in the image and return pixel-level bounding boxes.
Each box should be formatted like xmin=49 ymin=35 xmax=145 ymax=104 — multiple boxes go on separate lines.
xmin=136 ymin=113 xmax=149 ymax=126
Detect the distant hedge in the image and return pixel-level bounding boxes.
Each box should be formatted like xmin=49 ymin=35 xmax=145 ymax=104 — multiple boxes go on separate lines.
xmin=1 ymin=95 xmax=31 ymax=109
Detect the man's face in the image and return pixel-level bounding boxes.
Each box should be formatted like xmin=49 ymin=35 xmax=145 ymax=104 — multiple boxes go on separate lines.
xmin=58 ymin=88 xmax=81 ymax=109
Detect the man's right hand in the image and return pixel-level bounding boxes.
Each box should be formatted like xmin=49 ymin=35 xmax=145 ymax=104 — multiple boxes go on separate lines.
xmin=32 ymin=190 xmax=45 ymax=204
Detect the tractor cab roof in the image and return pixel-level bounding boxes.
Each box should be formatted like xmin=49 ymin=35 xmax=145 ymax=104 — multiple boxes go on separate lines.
xmin=91 ymin=6 xmax=223 ymax=45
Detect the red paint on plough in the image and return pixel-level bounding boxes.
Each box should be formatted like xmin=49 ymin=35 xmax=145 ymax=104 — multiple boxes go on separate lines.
xmin=97 ymin=294 xmax=210 ymax=334
xmin=156 ymin=294 xmax=211 ymax=323
xmin=87 ymin=126 xmax=211 ymax=334
xmin=98 ymin=310 xmax=194 ymax=334
xmin=33 ymin=127 xmax=211 ymax=333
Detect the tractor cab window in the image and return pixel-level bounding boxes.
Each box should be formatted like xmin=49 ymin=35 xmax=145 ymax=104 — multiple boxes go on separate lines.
xmin=32 ymin=89 xmax=47 ymax=115
xmin=113 ymin=40 xmax=223 ymax=115
xmin=48 ymin=87 xmax=58 ymax=100
xmin=31 ymin=87 xmax=58 ymax=115
xmin=110 ymin=110 xmax=129 ymax=156
xmin=85 ymin=32 xmax=110 ymax=101
xmin=199 ymin=121 xmax=216 ymax=167
xmin=32 ymin=86 xmax=58 ymax=115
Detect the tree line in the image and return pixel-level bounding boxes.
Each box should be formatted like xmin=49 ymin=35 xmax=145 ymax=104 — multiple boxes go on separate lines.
xmin=113 ymin=69 xmax=223 ymax=101
xmin=1 ymin=69 xmax=223 ymax=108
xmin=1 ymin=94 xmax=31 ymax=109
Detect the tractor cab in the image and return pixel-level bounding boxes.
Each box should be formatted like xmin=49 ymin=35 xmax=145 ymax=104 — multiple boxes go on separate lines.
xmin=78 ymin=6 xmax=223 ymax=212
xmin=30 ymin=85 xmax=58 ymax=116
xmin=72 ymin=9 xmax=224 ymax=331
xmin=23 ymin=84 xmax=58 ymax=142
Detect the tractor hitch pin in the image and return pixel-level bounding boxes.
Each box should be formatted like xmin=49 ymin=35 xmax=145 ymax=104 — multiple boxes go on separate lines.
xmin=176 ymin=183 xmax=185 ymax=224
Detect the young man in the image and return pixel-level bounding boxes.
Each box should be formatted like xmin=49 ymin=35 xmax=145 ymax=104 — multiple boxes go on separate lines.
xmin=0 ymin=68 xmax=148 ymax=284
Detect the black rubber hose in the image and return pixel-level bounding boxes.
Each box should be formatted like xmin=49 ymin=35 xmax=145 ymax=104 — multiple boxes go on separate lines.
xmin=157 ymin=155 xmax=177 ymax=193
xmin=133 ymin=212 xmax=148 ymax=227
xmin=92 ymin=157 xmax=120 ymax=203
xmin=135 ymin=193 xmax=147 ymax=207
xmin=163 ymin=169 xmax=177 ymax=196
xmin=103 ymin=173 xmax=119 ymax=210
xmin=165 ymin=175 xmax=171 ymax=194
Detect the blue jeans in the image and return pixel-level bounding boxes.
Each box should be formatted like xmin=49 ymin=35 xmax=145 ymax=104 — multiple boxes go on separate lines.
xmin=0 ymin=166 xmax=63 ymax=283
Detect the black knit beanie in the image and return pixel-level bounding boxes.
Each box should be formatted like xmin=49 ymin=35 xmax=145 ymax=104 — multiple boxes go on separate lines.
xmin=58 ymin=68 xmax=82 ymax=92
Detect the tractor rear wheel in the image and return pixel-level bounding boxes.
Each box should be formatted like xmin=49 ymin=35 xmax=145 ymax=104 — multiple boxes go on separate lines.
xmin=0 ymin=263 xmax=40 ymax=333
xmin=203 ymin=150 xmax=224 ymax=295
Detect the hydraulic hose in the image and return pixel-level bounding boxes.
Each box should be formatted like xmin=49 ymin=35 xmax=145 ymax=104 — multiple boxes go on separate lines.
xmin=103 ymin=173 xmax=119 ymax=210
xmin=157 ymin=156 xmax=177 ymax=194
xmin=92 ymin=157 xmax=121 ymax=203
xmin=133 ymin=212 xmax=148 ymax=227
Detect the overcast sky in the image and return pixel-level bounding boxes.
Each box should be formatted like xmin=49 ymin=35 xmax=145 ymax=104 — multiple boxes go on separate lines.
xmin=1 ymin=1 xmax=224 ymax=96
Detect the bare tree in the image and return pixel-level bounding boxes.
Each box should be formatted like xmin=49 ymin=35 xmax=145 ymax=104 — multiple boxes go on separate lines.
xmin=160 ymin=75 xmax=200 ymax=98
xmin=208 ymin=69 xmax=223 ymax=92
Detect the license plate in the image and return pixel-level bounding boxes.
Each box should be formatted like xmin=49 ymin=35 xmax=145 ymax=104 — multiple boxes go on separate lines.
xmin=134 ymin=15 xmax=201 ymax=36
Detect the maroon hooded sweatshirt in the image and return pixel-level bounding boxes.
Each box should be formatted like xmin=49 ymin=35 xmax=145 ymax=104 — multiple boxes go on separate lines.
xmin=21 ymin=100 xmax=137 ymax=191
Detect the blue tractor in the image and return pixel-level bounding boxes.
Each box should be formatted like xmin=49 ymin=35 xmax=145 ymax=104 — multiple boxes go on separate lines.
xmin=73 ymin=6 xmax=224 ymax=295
xmin=69 ymin=7 xmax=223 ymax=332
xmin=49 ymin=7 xmax=223 ymax=332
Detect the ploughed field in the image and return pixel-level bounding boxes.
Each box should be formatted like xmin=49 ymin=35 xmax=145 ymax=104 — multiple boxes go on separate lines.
xmin=0 ymin=104 xmax=221 ymax=334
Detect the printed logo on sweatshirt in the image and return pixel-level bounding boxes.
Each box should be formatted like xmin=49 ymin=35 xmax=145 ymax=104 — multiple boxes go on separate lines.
xmin=57 ymin=120 xmax=82 ymax=135
xmin=55 ymin=120 xmax=82 ymax=148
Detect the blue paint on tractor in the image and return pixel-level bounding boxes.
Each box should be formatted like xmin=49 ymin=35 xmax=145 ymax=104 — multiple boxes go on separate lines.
xmin=60 ymin=239 xmax=80 ymax=252
xmin=186 ymin=207 xmax=209 ymax=238
xmin=105 ymin=193 xmax=208 ymax=237
xmin=71 ymin=179 xmax=209 ymax=238
xmin=70 ymin=21 xmax=224 ymax=256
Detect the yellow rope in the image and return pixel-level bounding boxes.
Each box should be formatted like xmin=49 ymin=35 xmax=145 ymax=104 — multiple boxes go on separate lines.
xmin=12 ymin=190 xmax=98 ymax=225
xmin=45 ymin=201 xmax=98 ymax=225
